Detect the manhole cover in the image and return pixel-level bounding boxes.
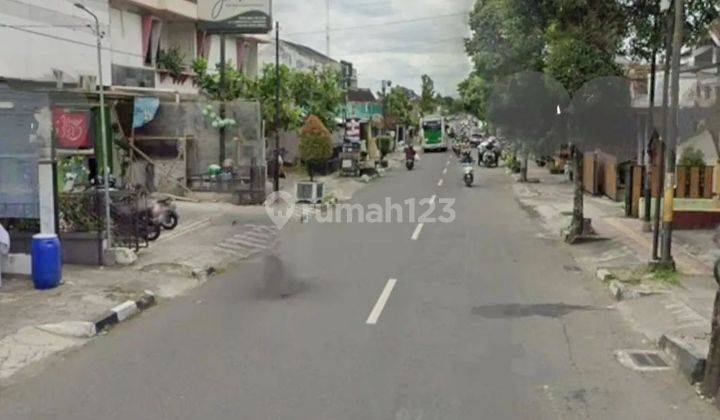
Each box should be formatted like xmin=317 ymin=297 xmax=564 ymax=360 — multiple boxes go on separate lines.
xmin=563 ymin=265 xmax=582 ymax=272
xmin=616 ymin=350 xmax=670 ymax=371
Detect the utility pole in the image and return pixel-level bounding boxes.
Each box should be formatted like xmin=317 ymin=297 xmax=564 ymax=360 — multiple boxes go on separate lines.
xmin=219 ymin=34 xmax=227 ymax=165
xmin=273 ymin=22 xmax=280 ymax=192
xmin=326 ymin=0 xmax=331 ymax=57
xmin=653 ymin=6 xmax=674 ymax=261
xmin=74 ymin=3 xmax=112 ymax=250
xmin=643 ymin=2 xmax=660 ymax=230
xmin=660 ymin=0 xmax=684 ymax=268
xmin=381 ymin=80 xmax=391 ymax=134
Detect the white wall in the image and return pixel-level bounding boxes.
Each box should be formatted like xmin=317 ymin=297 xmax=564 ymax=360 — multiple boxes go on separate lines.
xmin=207 ymin=35 xmax=238 ymax=71
xmin=258 ymin=41 xmax=340 ymax=73
xmin=0 ymin=0 xmax=112 ymax=84
xmin=162 ymin=21 xmax=196 ymax=66
xmin=109 ymin=7 xmax=144 ymax=68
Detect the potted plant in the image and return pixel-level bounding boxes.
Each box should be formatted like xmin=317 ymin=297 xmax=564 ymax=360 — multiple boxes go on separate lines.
xmin=157 ymin=47 xmax=187 ymax=83
xmin=377 ymin=136 xmax=392 ymax=168
xmin=297 ymin=115 xmax=333 ymax=203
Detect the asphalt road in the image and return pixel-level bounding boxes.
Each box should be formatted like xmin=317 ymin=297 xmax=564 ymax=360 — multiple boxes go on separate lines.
xmin=0 ymin=152 xmax=716 ymax=419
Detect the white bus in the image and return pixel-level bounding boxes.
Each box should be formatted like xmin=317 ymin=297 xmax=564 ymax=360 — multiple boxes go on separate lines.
xmin=420 ymin=115 xmax=447 ymax=152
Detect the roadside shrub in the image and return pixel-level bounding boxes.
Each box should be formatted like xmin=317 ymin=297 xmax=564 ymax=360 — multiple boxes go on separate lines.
xmin=377 ymin=136 xmax=393 ymax=161
xmin=679 ymin=147 xmax=706 ymax=167
xmin=299 ymin=115 xmax=333 ymax=181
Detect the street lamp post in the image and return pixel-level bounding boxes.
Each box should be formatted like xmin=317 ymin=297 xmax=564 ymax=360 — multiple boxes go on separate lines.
xmin=75 ymin=2 xmax=113 ymax=251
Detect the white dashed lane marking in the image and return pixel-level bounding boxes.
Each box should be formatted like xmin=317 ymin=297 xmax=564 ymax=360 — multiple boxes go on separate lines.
xmin=366 ymin=278 xmax=398 ymax=325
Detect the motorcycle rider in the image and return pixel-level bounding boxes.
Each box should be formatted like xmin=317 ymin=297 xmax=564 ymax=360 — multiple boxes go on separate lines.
xmin=460 ymin=142 xmax=474 ymax=164
xmin=404 ymin=143 xmax=417 ymax=161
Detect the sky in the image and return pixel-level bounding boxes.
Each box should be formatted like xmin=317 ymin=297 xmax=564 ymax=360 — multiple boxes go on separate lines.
xmin=274 ymin=0 xmax=475 ymax=97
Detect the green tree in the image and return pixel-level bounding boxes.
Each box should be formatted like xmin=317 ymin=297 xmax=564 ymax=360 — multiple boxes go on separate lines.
xmin=386 ymin=87 xmax=414 ymax=127
xmin=295 ymin=67 xmax=344 ymax=130
xmin=457 ymin=75 xmax=491 ymax=119
xmin=299 ymin=115 xmax=333 ymax=181
xmin=544 ymin=35 xmax=623 ymax=96
xmin=245 ymin=64 xmax=304 ymax=133
xmin=420 ymin=74 xmax=436 ymax=115
xmin=192 ymin=58 xmax=251 ymax=101
xmin=465 ymin=0 xmax=550 ymax=79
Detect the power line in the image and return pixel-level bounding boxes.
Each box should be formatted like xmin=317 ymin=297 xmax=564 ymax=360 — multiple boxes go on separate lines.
xmin=284 ymin=11 xmax=467 ymax=36
xmin=0 ymin=22 xmax=143 ymax=59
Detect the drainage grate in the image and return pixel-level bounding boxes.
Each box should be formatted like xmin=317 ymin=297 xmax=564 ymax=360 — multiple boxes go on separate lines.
xmin=616 ymin=350 xmax=670 ymax=371
xmin=629 ymin=351 xmax=668 ymax=368
xmin=563 ymin=265 xmax=582 ymax=272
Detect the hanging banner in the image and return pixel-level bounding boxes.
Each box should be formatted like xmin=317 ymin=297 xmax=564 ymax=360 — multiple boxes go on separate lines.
xmin=133 ymin=97 xmax=160 ymax=129
xmin=53 ymin=107 xmax=91 ymax=149
xmin=198 ymin=0 xmax=272 ymax=34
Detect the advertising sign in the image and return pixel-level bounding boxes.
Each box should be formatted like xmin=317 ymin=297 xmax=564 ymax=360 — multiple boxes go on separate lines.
xmin=53 ymin=107 xmax=91 ymax=149
xmin=345 ymin=118 xmax=361 ymax=142
xmin=198 ymin=0 xmax=272 ymax=34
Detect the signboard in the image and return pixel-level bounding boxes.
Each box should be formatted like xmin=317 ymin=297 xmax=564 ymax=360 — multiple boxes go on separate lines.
xmin=198 ymin=0 xmax=272 ymax=34
xmin=53 ymin=107 xmax=91 ymax=149
xmin=345 ymin=118 xmax=361 ymax=142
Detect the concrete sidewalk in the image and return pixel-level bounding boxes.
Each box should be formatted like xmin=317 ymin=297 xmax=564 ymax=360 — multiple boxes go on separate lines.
xmin=0 ymin=159 xmax=399 ymax=385
xmin=0 ymin=200 xmax=272 ymax=384
xmin=514 ymin=163 xmax=718 ymax=384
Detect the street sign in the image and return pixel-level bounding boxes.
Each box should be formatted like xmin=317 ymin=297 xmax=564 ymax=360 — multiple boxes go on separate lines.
xmin=198 ymin=0 xmax=272 ymax=34
xmin=346 ymin=118 xmax=361 ymax=142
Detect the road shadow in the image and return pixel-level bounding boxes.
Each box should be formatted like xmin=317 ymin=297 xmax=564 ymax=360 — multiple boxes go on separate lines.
xmin=471 ymin=303 xmax=605 ymax=319
xmin=256 ymin=253 xmax=310 ymax=300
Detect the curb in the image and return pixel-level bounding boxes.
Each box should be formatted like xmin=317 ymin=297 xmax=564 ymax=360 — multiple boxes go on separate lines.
xmin=91 ymin=292 xmax=157 ymax=335
xmin=659 ymin=334 xmax=706 ymax=384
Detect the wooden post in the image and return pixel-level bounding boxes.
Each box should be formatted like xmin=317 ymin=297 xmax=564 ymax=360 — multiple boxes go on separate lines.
xmin=704 ymin=166 xmax=714 ymax=198
xmin=677 ymin=167 xmax=687 ymax=198
xmin=690 ymin=167 xmax=701 ymax=198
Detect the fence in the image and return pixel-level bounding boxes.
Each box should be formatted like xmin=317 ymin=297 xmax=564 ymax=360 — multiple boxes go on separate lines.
xmin=628 ymin=165 xmax=715 ymax=217
xmin=583 ymin=152 xmax=623 ymax=201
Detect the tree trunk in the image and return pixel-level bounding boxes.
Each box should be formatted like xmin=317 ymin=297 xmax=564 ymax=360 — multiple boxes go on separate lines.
xmin=702 ymin=285 xmax=720 ymax=399
xmin=308 ymin=163 xmax=314 ymax=182
xmin=571 ymin=147 xmax=584 ymax=238
xmin=519 ymin=150 xmax=529 ymax=182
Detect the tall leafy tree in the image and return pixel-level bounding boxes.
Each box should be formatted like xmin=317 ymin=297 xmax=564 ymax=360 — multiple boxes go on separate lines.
xmin=386 ymin=87 xmax=414 ymax=127
xmin=420 ymin=74 xmax=436 ymax=115
xmin=457 ymin=75 xmax=491 ymax=119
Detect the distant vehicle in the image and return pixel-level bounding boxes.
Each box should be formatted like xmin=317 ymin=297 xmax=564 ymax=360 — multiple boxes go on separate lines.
xmin=421 ymin=116 xmax=447 ymax=152
xmin=469 ymin=133 xmax=484 ymax=147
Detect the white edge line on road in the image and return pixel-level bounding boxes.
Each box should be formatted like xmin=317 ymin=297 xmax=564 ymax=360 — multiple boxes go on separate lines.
xmin=366 ymin=278 xmax=398 ymax=325
xmin=411 ymin=223 xmax=424 ymax=240
xmin=442 ymin=168 xmax=447 ymax=175
xmin=157 ymin=218 xmax=212 ymax=242
xmin=438 ymin=179 xmax=444 ymax=187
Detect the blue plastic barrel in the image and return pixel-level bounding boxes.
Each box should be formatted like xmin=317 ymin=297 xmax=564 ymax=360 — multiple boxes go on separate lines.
xmin=31 ymin=233 xmax=62 ymax=290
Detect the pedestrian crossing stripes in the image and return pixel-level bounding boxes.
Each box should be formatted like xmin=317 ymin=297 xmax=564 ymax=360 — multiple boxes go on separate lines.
xmin=290 ymin=204 xmax=321 ymax=223
xmin=214 ymin=224 xmax=278 ymax=258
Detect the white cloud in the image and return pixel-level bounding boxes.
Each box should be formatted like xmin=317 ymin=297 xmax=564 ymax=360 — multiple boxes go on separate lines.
xmin=275 ymin=0 xmax=474 ymax=96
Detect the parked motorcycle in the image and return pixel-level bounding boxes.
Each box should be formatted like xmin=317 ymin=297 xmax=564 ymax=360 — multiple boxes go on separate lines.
xmin=478 ymin=139 xmax=501 ymax=167
xmin=140 ymin=208 xmax=162 ymax=241
xmin=151 ymin=197 xmax=179 ymax=230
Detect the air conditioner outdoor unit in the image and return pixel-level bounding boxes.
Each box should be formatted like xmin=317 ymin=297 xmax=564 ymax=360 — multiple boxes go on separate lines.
xmin=295 ymin=181 xmax=324 ymax=204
